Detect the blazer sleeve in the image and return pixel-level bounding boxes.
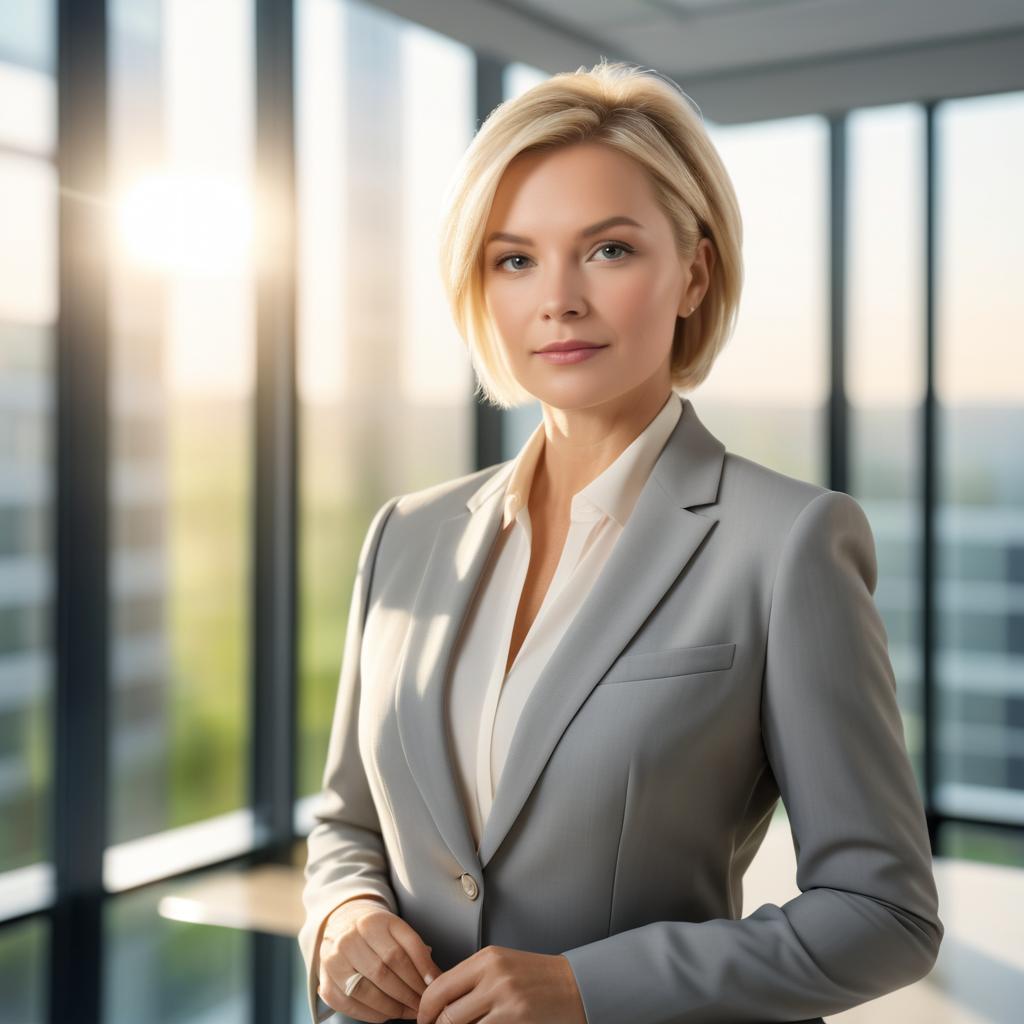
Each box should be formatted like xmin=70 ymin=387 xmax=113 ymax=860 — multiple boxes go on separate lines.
xmin=298 ymin=494 xmax=402 ymax=1024
xmin=560 ymin=489 xmax=944 ymax=1024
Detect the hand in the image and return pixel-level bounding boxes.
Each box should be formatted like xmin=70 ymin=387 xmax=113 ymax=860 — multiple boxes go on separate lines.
xmin=416 ymin=945 xmax=587 ymax=1024
xmin=317 ymin=897 xmax=442 ymax=1023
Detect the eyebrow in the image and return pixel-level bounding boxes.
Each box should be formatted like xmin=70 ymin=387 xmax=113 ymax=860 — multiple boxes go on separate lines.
xmin=484 ymin=215 xmax=645 ymax=248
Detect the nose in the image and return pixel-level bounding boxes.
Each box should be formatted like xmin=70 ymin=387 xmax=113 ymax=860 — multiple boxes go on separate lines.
xmin=544 ymin=304 xmax=583 ymax=321
xmin=540 ymin=284 xmax=588 ymax=322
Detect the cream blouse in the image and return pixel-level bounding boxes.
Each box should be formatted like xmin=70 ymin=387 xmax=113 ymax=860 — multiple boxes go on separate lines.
xmin=446 ymin=390 xmax=683 ymax=851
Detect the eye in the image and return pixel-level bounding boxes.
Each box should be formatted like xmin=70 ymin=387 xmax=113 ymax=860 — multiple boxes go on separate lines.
xmin=592 ymin=242 xmax=632 ymax=262
xmin=495 ymin=253 xmax=531 ymax=272
xmin=492 ymin=240 xmax=635 ymax=273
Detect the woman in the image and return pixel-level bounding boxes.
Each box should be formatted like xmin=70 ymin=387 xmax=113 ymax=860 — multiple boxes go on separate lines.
xmin=299 ymin=60 xmax=943 ymax=1024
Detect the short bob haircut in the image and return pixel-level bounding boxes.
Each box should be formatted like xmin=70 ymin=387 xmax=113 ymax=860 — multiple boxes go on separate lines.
xmin=437 ymin=58 xmax=744 ymax=410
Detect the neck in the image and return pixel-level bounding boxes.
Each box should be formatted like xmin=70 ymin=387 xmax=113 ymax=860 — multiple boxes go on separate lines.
xmin=535 ymin=386 xmax=673 ymax=508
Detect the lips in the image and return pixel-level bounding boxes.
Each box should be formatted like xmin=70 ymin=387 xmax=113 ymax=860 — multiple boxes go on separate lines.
xmin=537 ymin=340 xmax=606 ymax=353
xmin=534 ymin=345 xmax=607 ymax=365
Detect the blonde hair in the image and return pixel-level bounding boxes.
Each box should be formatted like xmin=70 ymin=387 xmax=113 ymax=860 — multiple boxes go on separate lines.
xmin=437 ymin=59 xmax=744 ymax=410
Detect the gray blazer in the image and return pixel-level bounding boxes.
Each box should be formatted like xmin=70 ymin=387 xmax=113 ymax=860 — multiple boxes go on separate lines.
xmin=299 ymin=395 xmax=943 ymax=1024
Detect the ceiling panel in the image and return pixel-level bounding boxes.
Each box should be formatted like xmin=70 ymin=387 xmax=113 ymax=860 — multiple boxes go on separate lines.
xmin=365 ymin=0 xmax=1024 ymax=121
xmin=504 ymin=0 xmax=1024 ymax=76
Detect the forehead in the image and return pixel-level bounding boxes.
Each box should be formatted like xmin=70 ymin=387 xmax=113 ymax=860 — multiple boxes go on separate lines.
xmin=485 ymin=143 xmax=659 ymax=234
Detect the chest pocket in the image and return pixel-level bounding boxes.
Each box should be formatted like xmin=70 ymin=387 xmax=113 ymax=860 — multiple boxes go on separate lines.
xmin=599 ymin=641 xmax=736 ymax=685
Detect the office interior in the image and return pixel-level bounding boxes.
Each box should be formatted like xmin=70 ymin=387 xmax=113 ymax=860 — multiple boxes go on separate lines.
xmin=0 ymin=0 xmax=1022 ymax=1021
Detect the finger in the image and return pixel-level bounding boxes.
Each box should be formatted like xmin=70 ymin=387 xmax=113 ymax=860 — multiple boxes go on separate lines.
xmin=362 ymin=917 xmax=434 ymax=995
xmin=417 ymin=961 xmax=480 ymax=1024
xmin=342 ymin=933 xmax=426 ymax=1020
xmin=432 ymin=986 xmax=487 ymax=1024
xmin=318 ymin=970 xmax=401 ymax=1024
xmin=334 ymin=963 xmax=419 ymax=1023
xmin=387 ymin=918 xmax=444 ymax=987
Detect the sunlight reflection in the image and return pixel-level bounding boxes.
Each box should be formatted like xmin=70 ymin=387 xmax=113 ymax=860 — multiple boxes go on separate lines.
xmin=114 ymin=171 xmax=252 ymax=276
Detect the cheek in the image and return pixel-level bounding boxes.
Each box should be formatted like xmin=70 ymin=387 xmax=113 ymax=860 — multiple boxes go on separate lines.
xmin=604 ymin=274 xmax=678 ymax=339
xmin=609 ymin=276 xmax=656 ymax=315
xmin=484 ymin=283 xmax=525 ymax=340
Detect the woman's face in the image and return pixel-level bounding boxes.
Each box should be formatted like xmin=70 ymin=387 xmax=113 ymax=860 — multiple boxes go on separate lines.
xmin=481 ymin=141 xmax=712 ymax=413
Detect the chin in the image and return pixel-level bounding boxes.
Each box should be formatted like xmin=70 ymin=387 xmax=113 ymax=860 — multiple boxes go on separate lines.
xmin=528 ymin=377 xmax=639 ymax=412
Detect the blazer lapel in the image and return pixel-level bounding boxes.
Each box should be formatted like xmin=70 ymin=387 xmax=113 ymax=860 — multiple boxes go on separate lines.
xmin=394 ymin=460 xmax=513 ymax=873
xmin=394 ymin=398 xmax=726 ymax=873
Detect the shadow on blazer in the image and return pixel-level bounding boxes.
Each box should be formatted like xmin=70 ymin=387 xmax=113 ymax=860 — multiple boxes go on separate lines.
xmin=299 ymin=394 xmax=943 ymax=1024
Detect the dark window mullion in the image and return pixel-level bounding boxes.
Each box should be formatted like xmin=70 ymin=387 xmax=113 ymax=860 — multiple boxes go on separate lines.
xmin=922 ymin=100 xmax=938 ymax=850
xmin=251 ymin=0 xmax=299 ymax=1021
xmin=251 ymin=0 xmax=298 ymax=862
xmin=473 ymin=53 xmax=506 ymax=472
xmin=828 ymin=112 xmax=849 ymax=494
xmin=51 ymin=1 xmax=110 ymax=1022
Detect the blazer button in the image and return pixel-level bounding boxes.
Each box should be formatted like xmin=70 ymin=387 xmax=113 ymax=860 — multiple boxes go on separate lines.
xmin=460 ymin=873 xmax=479 ymax=900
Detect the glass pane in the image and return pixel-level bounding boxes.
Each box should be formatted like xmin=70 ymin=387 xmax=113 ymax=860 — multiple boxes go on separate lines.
xmin=0 ymin=918 xmax=47 ymax=1024
xmin=700 ymin=114 xmax=829 ymax=485
xmin=0 ymin=3 xmax=55 ymax=158
xmin=107 ymin=0 xmax=255 ymax=844
xmin=940 ymin=820 xmax=1024 ymax=867
xmin=104 ymin=873 xmax=249 ymax=1024
xmin=847 ymin=103 xmax=926 ymax=783
xmin=0 ymin=1 xmax=53 ymax=78
xmin=0 ymin=0 xmax=56 ymax=881
xmin=935 ymin=90 xmax=1024 ymax=825
xmin=295 ymin=0 xmax=474 ymax=798
xmin=291 ymin=941 xmax=310 ymax=1024
xmin=504 ymin=60 xmax=547 ymax=101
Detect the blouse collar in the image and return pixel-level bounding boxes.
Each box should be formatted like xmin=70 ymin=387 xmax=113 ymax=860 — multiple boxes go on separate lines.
xmin=501 ymin=391 xmax=683 ymax=530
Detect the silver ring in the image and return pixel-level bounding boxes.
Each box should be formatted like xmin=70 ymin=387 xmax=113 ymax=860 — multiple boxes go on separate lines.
xmin=343 ymin=971 xmax=364 ymax=998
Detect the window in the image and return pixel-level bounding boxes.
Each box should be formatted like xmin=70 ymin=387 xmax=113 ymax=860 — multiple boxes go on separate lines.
xmin=847 ymin=103 xmax=927 ymax=779
xmin=0 ymin=0 xmax=56 ymax=873
xmin=104 ymin=875 xmax=250 ymax=1024
xmin=106 ymin=0 xmax=256 ymax=852
xmin=294 ymin=0 xmax=475 ymax=800
xmin=935 ymin=90 xmax=1024 ymax=825
xmin=0 ymin=0 xmax=56 ymax=1011
xmin=700 ymin=115 xmax=829 ymax=485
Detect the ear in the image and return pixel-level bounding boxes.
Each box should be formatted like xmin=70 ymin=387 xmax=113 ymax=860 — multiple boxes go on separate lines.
xmin=678 ymin=237 xmax=715 ymax=317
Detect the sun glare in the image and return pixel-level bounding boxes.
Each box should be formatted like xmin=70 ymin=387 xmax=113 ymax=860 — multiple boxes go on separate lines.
xmin=115 ymin=172 xmax=253 ymax=276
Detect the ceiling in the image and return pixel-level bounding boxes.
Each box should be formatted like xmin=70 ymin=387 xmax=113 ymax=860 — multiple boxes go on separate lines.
xmin=366 ymin=0 xmax=1024 ymax=121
